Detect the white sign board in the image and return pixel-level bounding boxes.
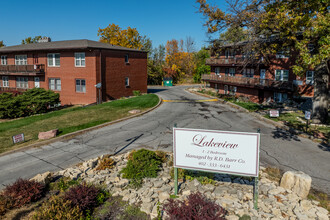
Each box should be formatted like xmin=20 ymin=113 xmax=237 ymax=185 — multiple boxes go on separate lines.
xmin=12 ymin=133 xmax=25 ymax=144
xmin=269 ymin=110 xmax=279 ymax=117
xmin=305 ymin=111 xmax=311 ymax=120
xmin=173 ymin=128 xmax=260 ymax=177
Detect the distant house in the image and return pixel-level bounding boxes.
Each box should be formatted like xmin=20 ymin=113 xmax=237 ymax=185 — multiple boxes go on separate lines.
xmin=0 ymin=39 xmax=147 ymax=105
xmin=202 ymin=42 xmax=314 ymax=103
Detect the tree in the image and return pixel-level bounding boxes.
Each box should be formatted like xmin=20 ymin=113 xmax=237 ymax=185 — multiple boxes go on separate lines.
xmin=98 ymin=24 xmax=151 ymax=50
xmin=148 ymin=44 xmax=166 ymax=85
xmin=0 ymin=41 xmax=4 ymax=47
xmin=21 ymin=36 xmax=43 ymax=44
xmin=193 ymin=48 xmax=211 ymax=83
xmin=197 ymin=0 xmax=329 ymax=123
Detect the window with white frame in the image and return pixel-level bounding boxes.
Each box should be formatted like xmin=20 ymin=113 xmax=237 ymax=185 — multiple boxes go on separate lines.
xmin=49 ymin=78 xmax=61 ymax=91
xmin=229 ymin=68 xmax=235 ymax=76
xmin=215 ymin=67 xmax=220 ymax=75
xmin=243 ymin=68 xmax=254 ymax=78
xmin=125 ymin=54 xmax=129 ymax=63
xmin=276 ymin=49 xmax=290 ymax=58
xmin=1 ymin=55 xmax=7 ymax=65
xmin=125 ymin=77 xmax=129 ymax=87
xmin=275 ymin=70 xmax=289 ymax=81
xmin=2 ymin=76 xmax=9 ymax=87
xmin=15 ymin=55 xmax=27 ymax=65
xmin=75 ymin=52 xmax=85 ymax=67
xmin=16 ymin=77 xmax=28 ymax=88
xmin=306 ymin=71 xmax=314 ymax=84
xmin=47 ymin=53 xmax=60 ymax=67
xmin=224 ymin=85 xmax=228 ymax=94
xmin=274 ymin=92 xmax=288 ymax=103
xmin=76 ymin=79 xmax=86 ymax=92
xmin=225 ymin=49 xmax=234 ymax=58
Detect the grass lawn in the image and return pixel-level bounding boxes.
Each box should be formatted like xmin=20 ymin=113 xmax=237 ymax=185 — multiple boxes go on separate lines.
xmin=0 ymin=94 xmax=159 ymax=154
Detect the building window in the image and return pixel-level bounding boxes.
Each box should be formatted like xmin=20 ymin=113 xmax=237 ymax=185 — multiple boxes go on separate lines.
xmin=49 ymin=78 xmax=61 ymax=91
xmin=225 ymin=68 xmax=229 ymax=76
xmin=215 ymin=67 xmax=220 ymax=75
xmin=2 ymin=76 xmax=9 ymax=87
xmin=307 ymin=44 xmax=314 ymax=53
xmin=47 ymin=53 xmax=60 ymax=67
xmin=243 ymin=68 xmax=254 ymax=78
xmin=15 ymin=55 xmax=27 ymax=65
xmin=306 ymin=71 xmax=314 ymax=84
xmin=75 ymin=52 xmax=85 ymax=67
xmin=225 ymin=49 xmax=234 ymax=58
xmin=125 ymin=54 xmax=129 ymax=63
xmin=16 ymin=77 xmax=28 ymax=88
xmin=274 ymin=92 xmax=288 ymax=103
xmin=275 ymin=70 xmax=289 ymax=81
xmin=76 ymin=79 xmax=86 ymax=92
xmin=224 ymin=85 xmax=228 ymax=94
xmin=1 ymin=55 xmax=7 ymax=65
xmin=125 ymin=77 xmax=129 ymax=87
xmin=276 ymin=49 xmax=290 ymax=58
xmin=229 ymin=68 xmax=235 ymax=76
xmin=229 ymin=86 xmax=237 ymax=95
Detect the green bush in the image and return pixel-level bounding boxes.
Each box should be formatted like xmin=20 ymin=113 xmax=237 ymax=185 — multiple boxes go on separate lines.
xmin=33 ymin=195 xmax=83 ymax=220
xmin=96 ymin=155 xmax=116 ymax=171
xmin=0 ymin=88 xmax=60 ymax=119
xmin=49 ymin=177 xmax=79 ymax=192
xmin=121 ymin=149 xmax=163 ymax=185
xmin=133 ymin=90 xmax=141 ymax=96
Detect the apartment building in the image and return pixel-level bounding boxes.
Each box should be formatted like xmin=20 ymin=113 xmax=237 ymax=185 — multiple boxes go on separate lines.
xmin=202 ymin=43 xmax=314 ymax=103
xmin=0 ymin=39 xmax=147 ymax=105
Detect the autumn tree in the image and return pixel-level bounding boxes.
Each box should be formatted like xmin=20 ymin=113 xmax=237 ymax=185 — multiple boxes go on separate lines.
xmin=148 ymin=44 xmax=166 ymax=85
xmin=0 ymin=41 xmax=4 ymax=47
xmin=194 ymin=48 xmax=211 ymax=83
xmin=198 ymin=0 xmax=329 ymax=123
xmin=98 ymin=24 xmax=151 ymax=51
xmin=21 ymin=36 xmax=43 ymax=44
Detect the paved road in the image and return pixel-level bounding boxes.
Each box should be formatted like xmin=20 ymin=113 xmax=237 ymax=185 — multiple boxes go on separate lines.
xmin=0 ymin=86 xmax=329 ymax=194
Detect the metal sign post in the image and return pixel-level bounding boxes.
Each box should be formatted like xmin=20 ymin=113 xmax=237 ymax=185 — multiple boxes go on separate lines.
xmin=253 ymin=128 xmax=260 ymax=210
xmin=174 ymin=123 xmax=178 ymax=196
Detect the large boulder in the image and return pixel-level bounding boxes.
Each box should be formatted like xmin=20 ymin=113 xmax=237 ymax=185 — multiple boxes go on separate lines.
xmin=38 ymin=129 xmax=58 ymax=140
xmin=280 ymin=171 xmax=312 ymax=199
xmin=30 ymin=171 xmax=52 ymax=185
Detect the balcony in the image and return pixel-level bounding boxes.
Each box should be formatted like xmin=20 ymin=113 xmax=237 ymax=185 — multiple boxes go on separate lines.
xmin=0 ymin=64 xmax=45 ymax=76
xmin=201 ymin=74 xmax=294 ymax=91
xmin=0 ymin=87 xmax=28 ymax=94
xmin=205 ymin=57 xmax=263 ymax=66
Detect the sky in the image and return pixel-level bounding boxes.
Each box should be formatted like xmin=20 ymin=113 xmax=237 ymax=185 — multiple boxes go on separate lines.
xmin=1 ymin=0 xmax=228 ymax=50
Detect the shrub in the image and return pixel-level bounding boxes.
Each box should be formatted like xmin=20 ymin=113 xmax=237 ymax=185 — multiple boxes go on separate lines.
xmin=121 ymin=149 xmax=162 ymax=182
xmin=64 ymin=183 xmax=101 ymax=214
xmin=163 ymin=192 xmax=227 ymax=220
xmin=170 ymin=168 xmax=215 ymax=185
xmin=49 ymin=177 xmax=79 ymax=192
xmin=0 ymin=194 xmax=13 ymax=216
xmin=96 ymin=155 xmax=116 ymax=171
xmin=33 ymin=195 xmax=83 ymax=220
xmin=1 ymin=178 xmax=45 ymax=208
xmin=133 ymin=90 xmax=142 ymax=96
xmin=155 ymin=150 xmax=168 ymax=163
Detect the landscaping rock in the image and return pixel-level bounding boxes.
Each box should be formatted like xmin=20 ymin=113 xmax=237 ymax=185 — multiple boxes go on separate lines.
xmin=159 ymin=192 xmax=170 ymax=203
xmin=38 ymin=129 xmax=58 ymax=140
xmin=129 ymin=109 xmax=141 ymax=114
xmin=280 ymin=171 xmax=312 ymax=199
xmin=30 ymin=171 xmax=52 ymax=185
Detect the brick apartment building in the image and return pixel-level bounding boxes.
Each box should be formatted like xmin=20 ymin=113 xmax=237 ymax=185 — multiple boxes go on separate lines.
xmin=202 ymin=43 xmax=314 ymax=103
xmin=0 ymin=39 xmax=147 ymax=105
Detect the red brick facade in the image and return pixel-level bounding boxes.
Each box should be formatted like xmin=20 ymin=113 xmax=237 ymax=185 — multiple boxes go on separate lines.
xmin=0 ymin=40 xmax=147 ymax=105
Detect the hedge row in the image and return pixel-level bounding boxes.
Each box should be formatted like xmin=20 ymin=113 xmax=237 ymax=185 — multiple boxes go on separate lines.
xmin=0 ymin=88 xmax=60 ymax=119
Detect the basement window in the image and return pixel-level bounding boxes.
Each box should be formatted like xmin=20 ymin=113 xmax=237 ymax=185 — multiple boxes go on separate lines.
xmin=125 ymin=77 xmax=129 ymax=87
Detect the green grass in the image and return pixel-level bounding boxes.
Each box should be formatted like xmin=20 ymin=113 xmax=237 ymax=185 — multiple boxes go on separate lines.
xmin=0 ymin=94 xmax=159 ymax=154
xmin=232 ymin=101 xmax=262 ymax=112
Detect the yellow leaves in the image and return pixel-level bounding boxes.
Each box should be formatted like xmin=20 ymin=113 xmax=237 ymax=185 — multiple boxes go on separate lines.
xmin=98 ymin=23 xmax=144 ymax=49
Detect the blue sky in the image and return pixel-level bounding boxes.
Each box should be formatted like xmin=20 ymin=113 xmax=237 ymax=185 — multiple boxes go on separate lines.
xmin=1 ymin=0 xmax=227 ymax=50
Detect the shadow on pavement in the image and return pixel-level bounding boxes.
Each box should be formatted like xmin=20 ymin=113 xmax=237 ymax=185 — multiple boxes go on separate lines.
xmin=147 ymin=88 xmax=167 ymax=93
xmin=318 ymin=142 xmax=329 ymax=151
xmin=114 ymin=134 xmax=144 ymax=155
xmin=271 ymin=127 xmax=301 ymax=142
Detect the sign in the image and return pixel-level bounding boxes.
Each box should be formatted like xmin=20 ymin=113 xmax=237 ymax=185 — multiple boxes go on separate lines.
xmin=12 ymin=133 xmax=25 ymax=144
xmin=269 ymin=110 xmax=279 ymax=117
xmin=173 ymin=128 xmax=260 ymax=177
xmin=305 ymin=111 xmax=311 ymax=120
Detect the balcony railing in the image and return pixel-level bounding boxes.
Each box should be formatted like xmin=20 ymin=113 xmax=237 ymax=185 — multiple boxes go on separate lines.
xmin=0 ymin=64 xmax=45 ymax=76
xmin=0 ymin=87 xmax=28 ymax=93
xmin=201 ymin=74 xmax=294 ymax=91
xmin=205 ymin=57 xmax=263 ymax=66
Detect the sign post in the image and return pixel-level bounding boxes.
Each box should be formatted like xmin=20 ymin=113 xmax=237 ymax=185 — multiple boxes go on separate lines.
xmin=305 ymin=111 xmax=311 ymax=132
xmin=173 ymin=127 xmax=260 ymax=209
xmin=253 ymin=128 xmax=260 ymax=210
xmin=174 ymin=123 xmax=178 ymax=196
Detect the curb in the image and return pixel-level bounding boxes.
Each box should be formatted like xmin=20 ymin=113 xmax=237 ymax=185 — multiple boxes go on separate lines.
xmin=187 ymin=88 xmax=324 ymax=144
xmin=0 ymin=95 xmax=163 ymax=157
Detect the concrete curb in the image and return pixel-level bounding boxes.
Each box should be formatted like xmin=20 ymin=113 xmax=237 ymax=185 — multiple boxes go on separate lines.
xmin=0 ymin=95 xmax=163 ymax=157
xmin=187 ymin=88 xmax=324 ymax=144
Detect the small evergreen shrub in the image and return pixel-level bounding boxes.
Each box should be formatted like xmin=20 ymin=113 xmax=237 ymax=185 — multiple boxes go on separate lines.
xmin=50 ymin=177 xmax=79 ymax=192
xmin=133 ymin=90 xmax=142 ymax=96
xmin=0 ymin=195 xmax=12 ymax=216
xmin=33 ymin=195 xmax=83 ymax=220
xmin=2 ymin=178 xmax=45 ymax=208
xmin=64 ymin=183 xmax=101 ymax=214
xmin=121 ymin=149 xmax=162 ymax=181
xmin=96 ymin=155 xmax=116 ymax=171
xmin=163 ymin=192 xmax=227 ymax=220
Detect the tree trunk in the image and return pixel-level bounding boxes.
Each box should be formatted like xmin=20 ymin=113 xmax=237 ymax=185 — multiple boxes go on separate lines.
xmin=312 ymin=60 xmax=329 ymax=124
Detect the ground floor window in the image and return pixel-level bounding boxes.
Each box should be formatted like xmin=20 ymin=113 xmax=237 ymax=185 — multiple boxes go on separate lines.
xmin=274 ymin=92 xmax=288 ymax=103
xmin=76 ymin=79 xmax=86 ymax=92
xmin=229 ymin=86 xmax=237 ymax=95
xmin=125 ymin=77 xmax=129 ymax=87
xmin=49 ymin=78 xmax=61 ymax=91
xmin=306 ymin=71 xmax=314 ymax=84
xmin=215 ymin=67 xmax=220 ymax=75
xmin=224 ymin=85 xmax=228 ymax=94
xmin=2 ymin=76 xmax=9 ymax=87
xmin=16 ymin=77 xmax=28 ymax=88
xmin=225 ymin=68 xmax=235 ymax=76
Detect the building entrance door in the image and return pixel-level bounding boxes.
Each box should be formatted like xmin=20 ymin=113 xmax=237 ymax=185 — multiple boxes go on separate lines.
xmin=34 ymin=77 xmax=40 ymax=88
